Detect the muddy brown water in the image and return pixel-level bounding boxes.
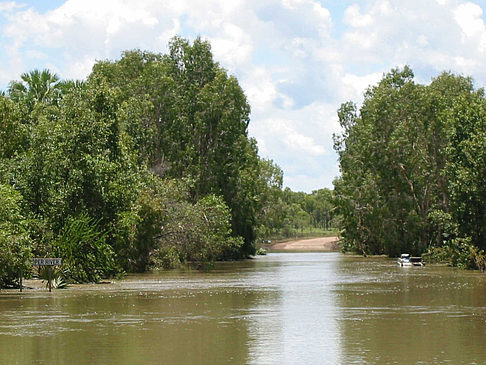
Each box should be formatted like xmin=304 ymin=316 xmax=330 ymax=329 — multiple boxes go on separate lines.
xmin=1 ymin=253 xmax=486 ymax=364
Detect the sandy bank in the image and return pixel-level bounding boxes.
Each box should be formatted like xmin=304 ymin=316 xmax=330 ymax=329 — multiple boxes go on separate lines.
xmin=269 ymin=236 xmax=340 ymax=251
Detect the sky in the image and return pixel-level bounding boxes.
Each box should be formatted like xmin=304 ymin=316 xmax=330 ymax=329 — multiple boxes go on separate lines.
xmin=2 ymin=0 xmax=486 ymax=192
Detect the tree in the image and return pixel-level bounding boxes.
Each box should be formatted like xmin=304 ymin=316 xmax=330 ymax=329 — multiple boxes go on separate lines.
xmin=0 ymin=96 xmax=27 ymax=160
xmin=445 ymin=87 xmax=486 ymax=250
xmin=155 ymin=194 xmax=243 ymax=268
xmin=0 ymin=184 xmax=32 ymax=288
xmin=90 ymin=37 xmax=261 ymax=257
xmin=255 ymin=159 xmax=285 ymax=238
xmin=309 ymin=189 xmax=335 ymax=230
xmin=8 ymin=69 xmax=61 ymax=110
xmin=334 ymin=66 xmax=486 ymax=258
xmin=0 ymin=36 xmax=293 ymax=284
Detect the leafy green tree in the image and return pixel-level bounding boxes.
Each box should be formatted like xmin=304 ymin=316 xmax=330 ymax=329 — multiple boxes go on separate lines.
xmin=8 ymin=69 xmax=61 ymax=110
xmin=0 ymin=184 xmax=32 ymax=287
xmin=309 ymin=189 xmax=335 ymax=230
xmin=155 ymin=194 xmax=243 ymax=268
xmin=256 ymin=159 xmax=286 ymax=238
xmin=9 ymin=74 xmax=148 ymax=278
xmin=0 ymin=36 xmax=297 ymax=284
xmin=445 ymin=86 xmax=486 ymax=250
xmin=14 ymin=78 xmax=130 ymax=230
xmin=0 ymin=96 xmax=27 ymax=160
xmin=334 ymin=66 xmax=486 ymax=259
xmin=90 ymin=37 xmax=261 ymax=257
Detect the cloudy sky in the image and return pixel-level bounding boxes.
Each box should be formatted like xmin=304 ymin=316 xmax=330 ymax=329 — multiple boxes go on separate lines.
xmin=1 ymin=0 xmax=486 ymax=192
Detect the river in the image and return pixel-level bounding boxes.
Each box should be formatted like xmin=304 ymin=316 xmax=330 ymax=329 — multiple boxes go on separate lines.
xmin=1 ymin=253 xmax=485 ymax=364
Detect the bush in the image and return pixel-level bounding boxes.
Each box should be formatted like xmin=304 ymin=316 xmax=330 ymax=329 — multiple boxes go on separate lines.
xmin=424 ymin=237 xmax=486 ymax=271
xmin=112 ymin=178 xmax=185 ymax=272
xmin=0 ymin=184 xmax=32 ymax=288
xmin=114 ymin=190 xmax=166 ymax=272
xmin=53 ymin=213 xmax=120 ymax=283
xmin=37 ymin=266 xmax=69 ymax=289
xmin=157 ymin=195 xmax=243 ymax=269
xmin=152 ymin=246 xmax=182 ymax=269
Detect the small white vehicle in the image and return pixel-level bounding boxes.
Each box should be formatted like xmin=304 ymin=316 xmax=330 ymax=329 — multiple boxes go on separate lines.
xmin=398 ymin=254 xmax=412 ymax=266
xmin=398 ymin=254 xmax=424 ymax=267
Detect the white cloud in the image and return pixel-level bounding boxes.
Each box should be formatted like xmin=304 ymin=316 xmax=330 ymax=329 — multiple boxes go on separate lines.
xmin=3 ymin=0 xmax=486 ymax=191
xmin=242 ymin=66 xmax=279 ymax=112
xmin=454 ymin=2 xmax=485 ymax=37
xmin=64 ymin=54 xmax=97 ymax=80
xmin=266 ymin=118 xmax=326 ymax=156
xmin=341 ymin=72 xmax=382 ymax=101
xmin=453 ymin=2 xmax=486 ymax=51
xmin=344 ymin=4 xmax=373 ymax=28
xmin=210 ymin=22 xmax=253 ymax=71
xmin=0 ymin=2 xmax=24 ymax=12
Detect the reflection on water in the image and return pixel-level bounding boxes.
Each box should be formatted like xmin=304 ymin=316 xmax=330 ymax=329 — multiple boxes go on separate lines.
xmin=0 ymin=253 xmax=485 ymax=364
xmin=246 ymin=254 xmax=340 ymax=364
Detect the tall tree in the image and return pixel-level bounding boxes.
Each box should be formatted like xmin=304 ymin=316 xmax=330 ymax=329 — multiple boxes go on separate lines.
xmin=0 ymin=184 xmax=32 ymax=288
xmin=333 ymin=67 xmax=483 ymax=256
xmin=90 ymin=37 xmax=261 ymax=256
xmin=8 ymin=69 xmax=61 ymax=110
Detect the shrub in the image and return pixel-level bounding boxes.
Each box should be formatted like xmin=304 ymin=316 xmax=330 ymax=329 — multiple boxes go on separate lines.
xmin=53 ymin=213 xmax=120 ymax=283
xmin=0 ymin=184 xmax=32 ymax=288
xmin=424 ymin=237 xmax=486 ymax=271
xmin=157 ymin=194 xmax=243 ymax=269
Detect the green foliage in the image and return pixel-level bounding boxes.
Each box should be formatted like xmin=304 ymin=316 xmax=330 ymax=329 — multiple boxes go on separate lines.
xmin=445 ymin=90 xmax=486 ymax=251
xmin=153 ymin=246 xmax=181 ymax=270
xmin=424 ymin=238 xmax=485 ymax=271
xmin=257 ymin=181 xmax=338 ymax=241
xmin=8 ymin=69 xmax=61 ymax=111
xmin=53 ymin=213 xmax=120 ymax=283
xmin=0 ymin=184 xmax=32 ymax=288
xmin=255 ymin=248 xmax=267 ymax=256
xmin=90 ymin=39 xmax=261 ymax=258
xmin=113 ymin=177 xmax=180 ymax=272
xmin=37 ymin=266 xmax=69 ymax=289
xmin=0 ymin=96 xmax=28 ymax=160
xmin=334 ymin=66 xmax=486 ymax=264
xmin=155 ymin=194 xmax=243 ymax=269
xmin=0 ymin=36 xmax=315 ymax=285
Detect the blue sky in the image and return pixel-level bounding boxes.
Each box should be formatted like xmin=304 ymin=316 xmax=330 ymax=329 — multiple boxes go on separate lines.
xmin=2 ymin=0 xmax=486 ymax=192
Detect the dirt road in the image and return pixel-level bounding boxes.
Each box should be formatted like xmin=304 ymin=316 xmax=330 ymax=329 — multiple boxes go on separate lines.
xmin=269 ymin=236 xmax=340 ymax=251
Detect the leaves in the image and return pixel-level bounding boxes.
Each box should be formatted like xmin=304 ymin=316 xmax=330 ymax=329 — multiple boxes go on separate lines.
xmin=0 ymin=184 xmax=32 ymax=288
xmin=53 ymin=213 xmax=119 ymax=283
xmin=334 ymin=67 xmax=486 ymax=257
xmin=0 ymin=36 xmax=290 ymax=285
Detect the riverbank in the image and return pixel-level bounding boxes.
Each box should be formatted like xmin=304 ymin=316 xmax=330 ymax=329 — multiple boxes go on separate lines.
xmin=267 ymin=236 xmax=340 ymax=251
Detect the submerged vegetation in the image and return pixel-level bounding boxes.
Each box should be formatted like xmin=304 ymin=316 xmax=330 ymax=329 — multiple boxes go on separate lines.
xmin=1 ymin=36 xmax=319 ymax=287
xmin=334 ymin=66 xmax=486 ymax=270
xmin=3 ymin=37 xmax=484 ymax=288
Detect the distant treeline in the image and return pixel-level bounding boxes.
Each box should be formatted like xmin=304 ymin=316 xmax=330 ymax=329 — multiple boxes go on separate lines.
xmin=334 ymin=66 xmax=486 ymax=270
xmin=258 ymin=187 xmax=338 ymax=240
xmin=0 ymin=36 xmax=337 ymax=287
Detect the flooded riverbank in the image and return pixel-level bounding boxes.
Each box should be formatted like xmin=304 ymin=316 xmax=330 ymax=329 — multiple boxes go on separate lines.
xmin=1 ymin=253 xmax=485 ymax=364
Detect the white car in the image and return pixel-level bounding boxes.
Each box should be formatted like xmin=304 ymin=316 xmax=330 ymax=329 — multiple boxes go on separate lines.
xmin=398 ymin=253 xmax=425 ymax=266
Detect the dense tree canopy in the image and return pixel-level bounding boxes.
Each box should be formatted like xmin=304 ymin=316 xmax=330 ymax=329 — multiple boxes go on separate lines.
xmin=89 ymin=37 xmax=263 ymax=256
xmin=334 ymin=67 xmax=486 ymax=268
xmin=0 ymin=36 xmax=292 ymax=286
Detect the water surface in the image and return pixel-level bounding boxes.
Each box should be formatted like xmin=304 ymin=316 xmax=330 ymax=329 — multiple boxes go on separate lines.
xmin=1 ymin=253 xmax=485 ymax=364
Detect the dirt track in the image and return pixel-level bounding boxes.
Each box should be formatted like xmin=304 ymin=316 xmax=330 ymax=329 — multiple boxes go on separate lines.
xmin=269 ymin=236 xmax=340 ymax=251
